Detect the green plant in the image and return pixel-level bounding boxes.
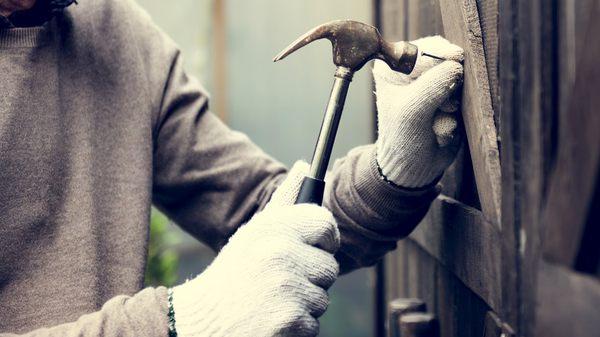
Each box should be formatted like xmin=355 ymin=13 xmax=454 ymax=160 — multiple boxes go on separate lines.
xmin=145 ymin=209 xmax=180 ymax=287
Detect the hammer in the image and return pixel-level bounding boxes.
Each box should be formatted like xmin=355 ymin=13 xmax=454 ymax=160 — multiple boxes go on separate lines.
xmin=274 ymin=20 xmax=442 ymax=205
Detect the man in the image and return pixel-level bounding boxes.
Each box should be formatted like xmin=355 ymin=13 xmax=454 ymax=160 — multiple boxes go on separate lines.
xmin=0 ymin=0 xmax=463 ymax=336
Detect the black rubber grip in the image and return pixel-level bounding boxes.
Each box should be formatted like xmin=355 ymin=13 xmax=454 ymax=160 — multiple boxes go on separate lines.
xmin=295 ymin=176 xmax=326 ymax=205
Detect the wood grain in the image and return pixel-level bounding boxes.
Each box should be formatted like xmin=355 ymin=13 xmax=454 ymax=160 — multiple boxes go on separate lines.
xmin=475 ymin=0 xmax=499 ymax=122
xmin=542 ymin=0 xmax=600 ymax=268
xmin=497 ymin=0 xmax=520 ymax=330
xmin=391 ymin=240 xmax=490 ymax=337
xmin=380 ymin=0 xmax=408 ymax=40
xmin=439 ymin=0 xmax=502 ymax=227
xmin=379 ymin=0 xmax=507 ymax=335
xmin=409 ymin=195 xmax=502 ymax=311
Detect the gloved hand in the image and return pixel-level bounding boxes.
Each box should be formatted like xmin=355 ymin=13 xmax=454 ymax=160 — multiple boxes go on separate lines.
xmin=171 ymin=161 xmax=340 ymax=337
xmin=374 ymin=36 xmax=464 ymax=188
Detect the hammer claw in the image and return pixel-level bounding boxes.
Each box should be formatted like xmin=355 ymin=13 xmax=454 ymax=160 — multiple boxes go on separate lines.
xmin=273 ymin=25 xmax=330 ymax=62
xmin=273 ymin=20 xmax=418 ymax=74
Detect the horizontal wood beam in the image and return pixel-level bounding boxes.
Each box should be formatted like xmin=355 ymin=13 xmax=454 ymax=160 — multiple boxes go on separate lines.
xmin=408 ymin=195 xmax=502 ymax=311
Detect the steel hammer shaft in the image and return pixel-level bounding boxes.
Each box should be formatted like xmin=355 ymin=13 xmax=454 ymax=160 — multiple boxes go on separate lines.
xmin=295 ymin=67 xmax=353 ymax=205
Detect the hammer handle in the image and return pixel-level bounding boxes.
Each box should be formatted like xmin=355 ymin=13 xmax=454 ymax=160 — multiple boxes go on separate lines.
xmin=307 ymin=70 xmax=351 ymax=180
xmin=295 ymin=176 xmax=325 ymax=205
xmin=295 ymin=68 xmax=353 ymax=206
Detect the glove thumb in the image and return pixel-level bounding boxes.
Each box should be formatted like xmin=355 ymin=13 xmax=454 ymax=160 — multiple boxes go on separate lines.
xmin=266 ymin=161 xmax=310 ymax=208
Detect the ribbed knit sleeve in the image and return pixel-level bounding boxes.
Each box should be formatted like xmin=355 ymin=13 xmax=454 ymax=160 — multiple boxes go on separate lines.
xmin=150 ymin=49 xmax=288 ymax=250
xmin=325 ymin=145 xmax=439 ymax=273
xmin=0 ymin=288 xmax=169 ymax=337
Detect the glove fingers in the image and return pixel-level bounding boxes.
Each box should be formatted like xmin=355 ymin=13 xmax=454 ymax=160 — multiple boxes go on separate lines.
xmin=292 ymin=205 xmax=341 ymax=254
xmin=406 ymin=60 xmax=463 ymax=119
xmin=296 ymin=316 xmax=320 ymax=337
xmin=301 ymin=283 xmax=330 ymax=318
xmin=409 ymin=35 xmax=464 ymax=81
xmin=262 ymin=204 xmax=340 ymax=253
xmin=298 ymin=246 xmax=339 ymax=289
xmin=373 ymin=59 xmax=411 ymax=86
xmin=278 ymin=312 xmax=319 ymax=337
xmin=409 ymin=35 xmax=464 ymax=79
xmin=411 ymin=35 xmax=464 ymax=61
xmin=267 ymin=161 xmax=310 ymax=208
xmin=433 ymin=110 xmax=459 ymax=147
xmin=372 ymin=36 xmax=463 ymax=86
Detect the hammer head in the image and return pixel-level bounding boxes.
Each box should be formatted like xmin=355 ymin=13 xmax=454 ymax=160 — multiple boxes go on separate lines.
xmin=274 ymin=20 xmax=419 ymax=74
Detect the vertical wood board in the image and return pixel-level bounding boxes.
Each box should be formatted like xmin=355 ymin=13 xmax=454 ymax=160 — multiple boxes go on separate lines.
xmin=439 ymin=0 xmax=502 ymax=227
xmin=542 ymin=0 xmax=600 ymax=268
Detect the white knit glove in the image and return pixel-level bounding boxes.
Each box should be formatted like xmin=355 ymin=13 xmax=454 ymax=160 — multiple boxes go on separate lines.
xmin=171 ymin=161 xmax=340 ymax=337
xmin=374 ymin=36 xmax=464 ymax=188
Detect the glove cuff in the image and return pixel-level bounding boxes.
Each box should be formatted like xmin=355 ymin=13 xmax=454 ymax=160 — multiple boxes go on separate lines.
xmin=172 ymin=277 xmax=218 ymax=337
xmin=376 ymin=140 xmax=446 ymax=188
xmin=167 ymin=288 xmax=178 ymax=337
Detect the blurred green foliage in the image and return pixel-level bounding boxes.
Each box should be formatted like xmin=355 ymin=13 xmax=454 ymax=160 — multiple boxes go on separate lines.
xmin=145 ymin=209 xmax=181 ymax=287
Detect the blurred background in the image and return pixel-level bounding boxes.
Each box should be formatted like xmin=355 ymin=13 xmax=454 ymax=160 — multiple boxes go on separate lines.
xmin=137 ymin=1 xmax=377 ymax=336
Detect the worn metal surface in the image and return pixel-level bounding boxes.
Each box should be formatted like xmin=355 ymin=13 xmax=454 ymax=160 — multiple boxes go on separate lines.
xmin=274 ymin=20 xmax=419 ymax=73
xmin=306 ymin=67 xmax=353 ymax=181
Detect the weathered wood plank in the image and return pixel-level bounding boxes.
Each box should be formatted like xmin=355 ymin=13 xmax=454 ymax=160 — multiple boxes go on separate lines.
xmin=406 ymin=0 xmax=440 ymax=39
xmin=516 ymin=0 xmax=549 ymax=334
xmin=385 ymin=248 xmax=401 ymax=304
xmin=542 ymin=0 xmax=600 ymax=268
xmin=398 ymin=240 xmax=410 ymax=296
xmin=433 ymin=241 xmax=489 ymax=337
xmin=408 ymin=195 xmax=502 ymax=311
xmin=439 ymin=0 xmax=502 ymax=227
xmin=392 ymin=240 xmax=489 ymax=337
xmin=381 ymin=0 xmax=408 ymax=40
xmin=415 ymin=244 xmax=437 ymax=313
xmin=497 ymin=0 xmax=520 ymax=330
xmin=475 ymin=0 xmax=499 ymax=123
xmin=431 ymin=0 xmax=445 ymax=34
xmin=405 ymin=238 xmax=420 ymax=298
xmin=534 ymin=261 xmax=600 ymax=337
xmin=498 ymin=1 xmax=556 ymax=335
xmin=379 ymin=2 xmax=504 ymax=336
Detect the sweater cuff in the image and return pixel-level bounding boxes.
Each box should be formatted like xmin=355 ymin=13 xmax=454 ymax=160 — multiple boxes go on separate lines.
xmin=353 ymin=145 xmax=440 ymax=230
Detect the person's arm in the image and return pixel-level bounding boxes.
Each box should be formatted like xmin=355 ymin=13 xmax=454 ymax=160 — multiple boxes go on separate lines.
xmin=170 ymin=168 xmax=340 ymax=337
xmin=0 ymin=288 xmax=169 ymax=337
xmin=151 ymin=38 xmax=463 ymax=275
xmin=151 ymin=57 xmax=287 ymax=250
xmin=323 ymin=145 xmax=441 ymax=273
xmin=149 ymin=31 xmax=463 ymax=268
xmin=325 ymin=36 xmax=464 ymax=273
xmin=147 ymin=49 xmax=439 ymax=263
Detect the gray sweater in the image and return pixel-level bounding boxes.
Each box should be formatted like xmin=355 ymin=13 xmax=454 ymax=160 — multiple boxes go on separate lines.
xmin=0 ymin=0 xmax=438 ymax=335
